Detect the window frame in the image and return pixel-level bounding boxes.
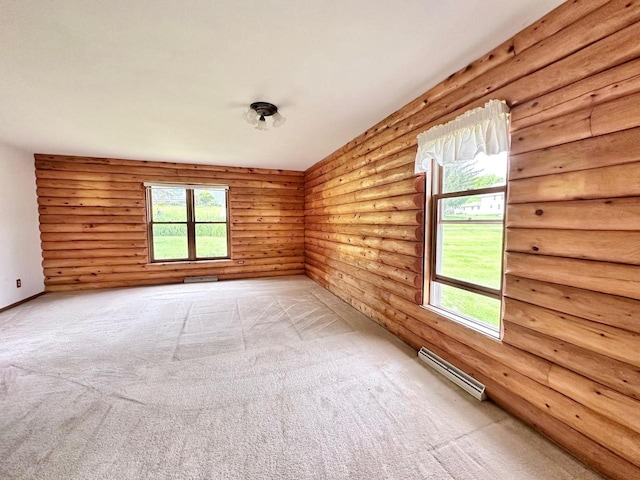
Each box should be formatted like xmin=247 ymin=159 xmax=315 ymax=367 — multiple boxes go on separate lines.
xmin=424 ymin=158 xmax=507 ymax=338
xmin=146 ymin=184 xmax=231 ymax=263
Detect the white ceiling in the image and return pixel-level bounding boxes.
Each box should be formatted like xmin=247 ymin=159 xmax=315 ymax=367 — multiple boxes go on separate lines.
xmin=0 ymin=0 xmax=564 ymax=170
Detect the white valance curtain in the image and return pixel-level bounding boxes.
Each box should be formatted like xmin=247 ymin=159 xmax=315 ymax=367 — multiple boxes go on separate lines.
xmin=414 ymin=99 xmax=510 ymax=174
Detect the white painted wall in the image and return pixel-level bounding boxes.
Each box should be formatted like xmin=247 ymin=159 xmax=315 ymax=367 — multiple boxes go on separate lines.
xmin=0 ymin=143 xmax=43 ymax=308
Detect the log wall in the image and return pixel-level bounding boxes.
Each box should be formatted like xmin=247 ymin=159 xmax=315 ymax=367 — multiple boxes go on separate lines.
xmin=304 ymin=1 xmax=640 ymax=478
xmin=36 ymin=155 xmax=305 ymax=291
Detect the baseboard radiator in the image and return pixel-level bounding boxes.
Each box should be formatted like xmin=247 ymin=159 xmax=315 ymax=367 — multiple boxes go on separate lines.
xmin=184 ymin=276 xmax=219 ymax=284
xmin=418 ymin=346 xmax=487 ymax=401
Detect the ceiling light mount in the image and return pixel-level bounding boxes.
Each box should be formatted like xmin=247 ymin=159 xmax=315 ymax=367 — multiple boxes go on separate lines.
xmin=250 ymin=102 xmax=278 ymax=117
xmin=244 ymin=102 xmax=286 ymax=130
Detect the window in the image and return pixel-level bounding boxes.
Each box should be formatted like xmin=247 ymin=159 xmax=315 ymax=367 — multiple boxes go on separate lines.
xmin=414 ymin=99 xmax=510 ymax=338
xmin=428 ymin=151 xmax=507 ymax=337
xmin=145 ymin=184 xmax=230 ymax=262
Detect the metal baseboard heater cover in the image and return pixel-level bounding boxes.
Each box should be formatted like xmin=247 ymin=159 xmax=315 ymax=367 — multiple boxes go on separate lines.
xmin=418 ymin=346 xmax=487 ymax=401
xmin=184 ymin=276 xmax=219 ymax=284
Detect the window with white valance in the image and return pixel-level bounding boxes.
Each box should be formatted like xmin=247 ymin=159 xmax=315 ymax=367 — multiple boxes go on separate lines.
xmin=414 ymin=99 xmax=510 ymax=174
xmin=416 ymin=99 xmax=510 ymax=338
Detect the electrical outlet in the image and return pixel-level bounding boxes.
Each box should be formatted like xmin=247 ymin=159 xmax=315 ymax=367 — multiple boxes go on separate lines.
xmin=16 ymin=279 xmax=21 ymax=288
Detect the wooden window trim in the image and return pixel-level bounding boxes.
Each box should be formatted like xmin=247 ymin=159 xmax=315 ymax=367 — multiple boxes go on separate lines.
xmin=146 ymin=185 xmax=231 ymax=263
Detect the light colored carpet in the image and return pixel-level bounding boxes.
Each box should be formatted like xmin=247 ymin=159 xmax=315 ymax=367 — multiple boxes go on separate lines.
xmin=0 ymin=275 xmax=600 ymax=480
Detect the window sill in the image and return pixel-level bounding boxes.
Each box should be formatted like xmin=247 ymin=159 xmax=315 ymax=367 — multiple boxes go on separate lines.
xmin=420 ymin=304 xmax=501 ymax=340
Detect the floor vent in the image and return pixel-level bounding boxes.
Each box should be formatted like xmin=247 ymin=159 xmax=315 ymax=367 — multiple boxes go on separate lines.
xmin=418 ymin=346 xmax=487 ymax=401
xmin=184 ymin=276 xmax=219 ymax=284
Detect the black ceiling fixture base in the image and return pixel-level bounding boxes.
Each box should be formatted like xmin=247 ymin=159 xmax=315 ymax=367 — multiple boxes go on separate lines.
xmin=250 ymin=102 xmax=279 ymax=117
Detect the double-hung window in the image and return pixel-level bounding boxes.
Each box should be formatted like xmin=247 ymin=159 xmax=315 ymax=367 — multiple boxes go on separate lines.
xmin=415 ymin=100 xmax=510 ymax=338
xmin=429 ymin=152 xmax=507 ymax=337
xmin=145 ymin=184 xmax=230 ymax=262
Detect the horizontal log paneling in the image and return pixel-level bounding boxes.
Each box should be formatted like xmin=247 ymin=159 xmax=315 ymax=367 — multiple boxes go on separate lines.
xmin=511 ymin=90 xmax=640 ymax=156
xmin=591 ymin=90 xmax=640 ymax=135
xmin=39 ymin=214 xmax=145 ymax=224
xmin=305 ymin=254 xmax=420 ymax=304
xmin=504 ymin=275 xmax=640 ymax=334
xmin=304 ymin=3 xmax=640 ymax=477
xmin=503 ymin=322 xmax=640 ymax=401
xmin=506 ymin=252 xmax=640 ymax=300
xmin=305 ymin=237 xmax=421 ymax=272
xmin=305 ymin=177 xmax=424 ymax=210
xmin=230 ymin=187 xmax=304 ymax=197
xmin=231 ymin=244 xmax=302 ymax=254
xmin=510 ymin=108 xmax=592 ymax=155
xmin=232 ymin=202 xmax=303 ymax=210
xmin=231 ymin=192 xmax=305 ymax=201
xmin=35 ymin=154 xmax=304 ymax=177
xmin=37 ymin=155 xmax=304 ymax=291
xmin=506 ymin=228 xmax=640 ymax=264
xmin=305 ymin=243 xmax=420 ymax=288
xmin=306 ymin=211 xmax=422 ymax=226
xmin=305 ymin=230 xmax=421 ymax=257
xmin=231 ymin=216 xmax=304 ymax=224
xmin=232 ymin=237 xmax=305 ymax=246
xmin=306 ymin=223 xmax=423 ymax=241
xmin=36 ymin=188 xmax=143 ymax=199
xmin=510 ymin=59 xmax=640 ymax=130
xmin=509 ymin=127 xmax=640 ymax=180
xmin=42 ymin=255 xmax=301 ymax=271
xmin=509 ymin=162 xmax=640 ymax=204
xmin=475 ymin=367 xmax=640 ymax=480
xmin=306 ymin=165 xmax=416 ymax=201
xmin=504 ymin=298 xmax=640 ymax=368
xmin=45 ymin=262 xmax=306 ymax=285
xmin=232 ymin=230 xmax=305 ymax=238
xmin=305 ymin=148 xmax=415 ymax=190
xmin=40 ymin=232 xmax=148 ymax=242
xmin=42 ymin=257 xmax=148 ymax=268
xmin=35 ymin=170 xmax=303 ymax=188
xmin=44 ymin=269 xmax=306 ymax=292
xmin=42 ymin=248 xmax=148 ymax=259
xmin=507 ymin=197 xmax=640 ymax=230
xmin=230 ymin=209 xmax=304 ymax=217
xmin=231 ymin=223 xmax=304 ymax=231
xmin=39 ymin=223 xmax=149 ymax=233
xmin=34 ymin=160 xmax=303 ymax=184
xmin=38 ymin=196 xmax=145 ymax=207
xmin=38 ymin=206 xmax=146 ymax=216
xmin=305 ymin=193 xmax=424 ymax=216
xmin=36 ymin=179 xmax=144 ymax=191
xmin=41 ymin=240 xmax=146 ymax=251
xmin=512 ymin=0 xmax=611 ymax=53
xmin=546 ymin=365 xmax=640 ymax=436
xmin=44 ymin=256 xmax=305 ymax=277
